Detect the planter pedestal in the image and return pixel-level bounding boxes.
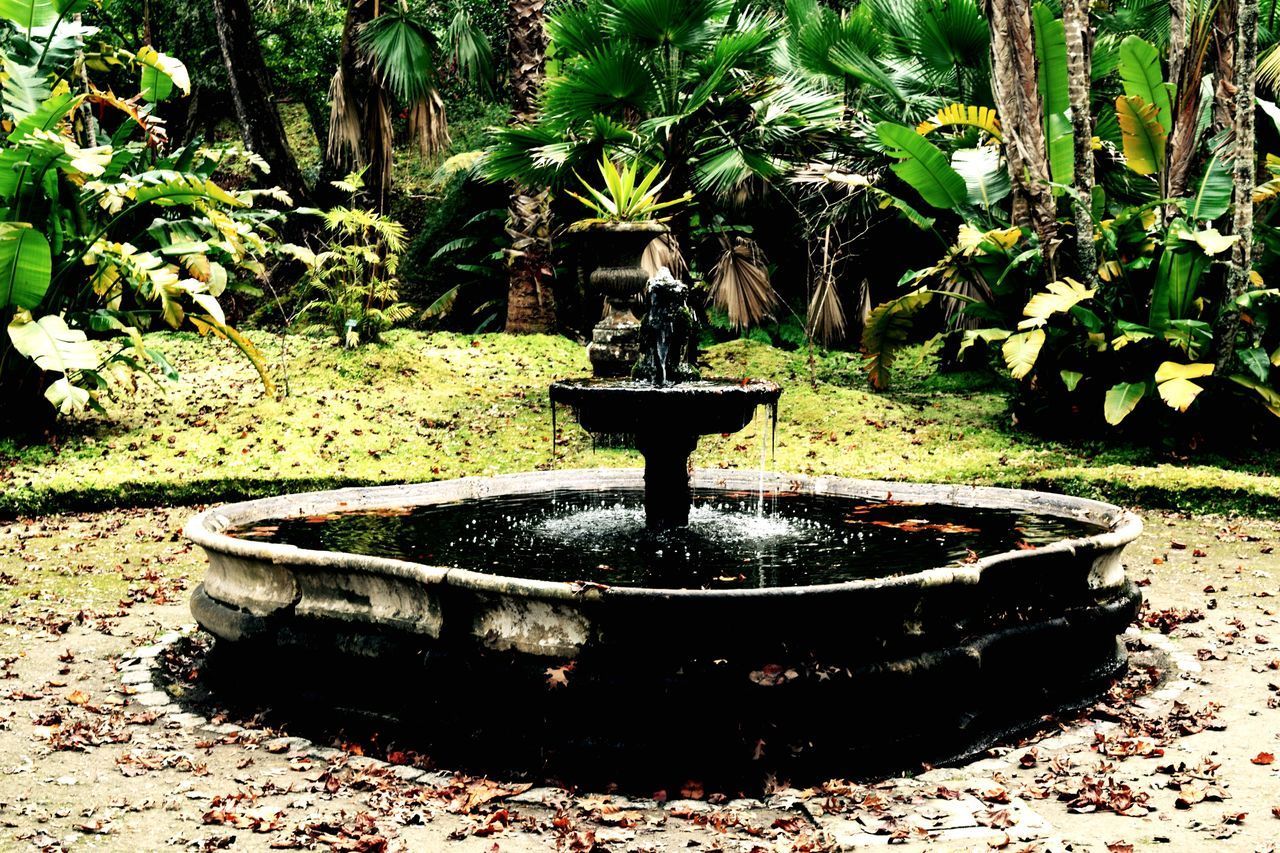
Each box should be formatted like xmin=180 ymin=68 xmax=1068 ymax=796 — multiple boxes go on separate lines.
xmin=577 ymin=222 xmax=669 ymax=378
xmin=588 ymin=284 xmax=644 ymax=377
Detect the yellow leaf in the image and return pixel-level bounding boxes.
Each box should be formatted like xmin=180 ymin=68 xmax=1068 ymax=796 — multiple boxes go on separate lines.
xmin=1116 ymin=95 xmax=1166 ymax=176
xmin=1023 ymin=278 xmax=1095 ymax=322
xmin=983 ymin=226 xmax=1022 ymax=250
xmin=1192 ymin=227 xmax=1238 ymax=256
xmin=1156 ymin=377 xmax=1204 ymax=411
xmin=1098 ymin=260 xmax=1122 ymax=282
xmin=1154 ymin=361 xmax=1214 ymax=383
xmin=956 ymin=224 xmax=1021 ymax=256
xmin=1002 ymin=329 xmax=1045 ymax=380
xmin=916 ymin=103 xmax=1003 ymax=140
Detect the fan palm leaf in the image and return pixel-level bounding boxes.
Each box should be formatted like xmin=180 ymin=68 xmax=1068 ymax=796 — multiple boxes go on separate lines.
xmin=443 ymin=6 xmax=495 ymax=95
xmin=357 ymin=7 xmax=440 ymax=105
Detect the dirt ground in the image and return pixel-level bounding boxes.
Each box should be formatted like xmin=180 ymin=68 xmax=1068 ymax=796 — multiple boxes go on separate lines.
xmin=0 ymin=506 xmax=1276 ymax=852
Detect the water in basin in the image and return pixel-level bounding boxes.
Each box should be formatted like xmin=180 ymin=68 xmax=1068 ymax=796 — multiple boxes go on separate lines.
xmin=229 ymin=488 xmax=1102 ymax=589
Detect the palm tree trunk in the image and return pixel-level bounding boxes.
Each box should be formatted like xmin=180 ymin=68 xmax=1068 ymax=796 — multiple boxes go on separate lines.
xmin=984 ymin=0 xmax=1058 ymax=276
xmin=211 ymin=0 xmax=311 ymax=206
xmin=1061 ymin=0 xmax=1097 ymax=290
xmin=323 ymin=0 xmax=381 ymax=209
xmin=1164 ymin=0 xmax=1205 ymax=201
xmin=1169 ymin=0 xmax=1188 ymax=100
xmin=1213 ymin=0 xmax=1259 ymax=371
xmin=504 ymin=0 xmax=557 ymax=334
xmin=1212 ymin=0 xmax=1238 ymax=134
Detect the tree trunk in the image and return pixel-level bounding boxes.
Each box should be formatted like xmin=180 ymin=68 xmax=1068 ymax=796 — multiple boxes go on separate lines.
xmin=1164 ymin=0 xmax=1205 ymax=200
xmin=1061 ymin=0 xmax=1097 ymax=290
xmin=1168 ymin=0 xmax=1188 ymax=95
xmin=984 ymin=0 xmax=1058 ymax=276
xmin=1213 ymin=0 xmax=1258 ymax=372
xmin=504 ymin=0 xmax=557 ymax=334
xmin=323 ymin=0 xmax=381 ymax=208
xmin=211 ymin=0 xmax=311 ymax=206
xmin=1212 ymin=0 xmax=1238 ymax=135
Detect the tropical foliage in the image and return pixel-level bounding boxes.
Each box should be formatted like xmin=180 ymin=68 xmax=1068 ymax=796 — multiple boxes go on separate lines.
xmin=289 ymin=172 xmax=413 ymax=347
xmin=566 ymin=159 xmax=691 ymax=225
xmin=852 ymin=1 xmax=1280 ymax=441
xmin=483 ymin=0 xmax=844 ymax=332
xmin=0 ymin=0 xmax=285 ymax=433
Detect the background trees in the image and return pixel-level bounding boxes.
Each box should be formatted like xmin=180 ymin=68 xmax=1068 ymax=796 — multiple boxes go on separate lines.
xmin=2 ymin=0 xmax=1277 ymax=449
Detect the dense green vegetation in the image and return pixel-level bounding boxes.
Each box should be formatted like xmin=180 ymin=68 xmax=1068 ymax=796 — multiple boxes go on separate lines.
xmin=1 ymin=0 xmax=1278 ymax=455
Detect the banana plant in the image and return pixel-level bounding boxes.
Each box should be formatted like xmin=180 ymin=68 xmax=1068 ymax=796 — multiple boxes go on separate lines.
xmin=0 ymin=7 xmax=286 ymax=429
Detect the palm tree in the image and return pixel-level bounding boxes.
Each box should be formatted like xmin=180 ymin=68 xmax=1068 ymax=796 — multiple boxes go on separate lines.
xmin=1213 ymin=0 xmax=1260 ymax=370
xmin=502 ymin=0 xmax=557 ymax=334
xmin=783 ymin=0 xmax=993 ymax=123
xmin=211 ymin=0 xmax=311 ymax=206
xmin=983 ymin=0 xmax=1057 ymax=272
xmin=485 ymin=0 xmax=842 ymax=331
xmin=325 ymin=0 xmax=449 ymax=211
xmin=1062 ymin=0 xmax=1097 ymax=290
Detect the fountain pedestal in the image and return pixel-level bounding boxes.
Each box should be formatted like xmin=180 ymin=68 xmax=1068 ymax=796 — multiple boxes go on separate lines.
xmin=634 ymin=432 xmax=699 ymax=531
xmin=549 ymin=378 xmax=781 ymax=531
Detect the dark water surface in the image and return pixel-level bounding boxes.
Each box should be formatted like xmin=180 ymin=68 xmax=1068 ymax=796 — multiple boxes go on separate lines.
xmin=228 ymin=488 xmax=1103 ymax=589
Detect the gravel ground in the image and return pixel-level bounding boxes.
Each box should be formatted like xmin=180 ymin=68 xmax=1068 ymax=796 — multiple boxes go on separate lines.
xmin=0 ymin=506 xmax=1277 ymax=852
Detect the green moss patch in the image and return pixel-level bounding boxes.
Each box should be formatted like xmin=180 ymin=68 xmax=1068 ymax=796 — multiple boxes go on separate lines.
xmin=3 ymin=331 xmax=1279 ymax=518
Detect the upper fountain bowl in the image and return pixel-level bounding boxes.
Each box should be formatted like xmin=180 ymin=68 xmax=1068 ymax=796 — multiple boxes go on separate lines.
xmin=549 ymin=377 xmax=781 ymax=436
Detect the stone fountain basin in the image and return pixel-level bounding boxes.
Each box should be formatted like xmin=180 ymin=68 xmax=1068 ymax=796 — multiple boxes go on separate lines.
xmin=185 ymin=469 xmax=1140 ymax=664
xmin=549 ymin=378 xmax=781 ymax=435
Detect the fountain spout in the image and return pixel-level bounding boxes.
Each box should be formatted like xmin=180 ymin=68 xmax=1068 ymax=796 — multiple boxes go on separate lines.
xmin=550 ymin=268 xmax=780 ymax=532
xmin=633 ymin=268 xmax=700 ymax=388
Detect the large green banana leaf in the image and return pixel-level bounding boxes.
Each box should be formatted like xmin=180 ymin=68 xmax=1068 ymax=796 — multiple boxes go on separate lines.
xmin=0 ymin=0 xmax=88 ymax=30
xmin=1118 ymin=35 xmax=1173 ymax=135
xmin=875 ymin=122 xmax=968 ymax=210
xmin=1032 ymin=5 xmax=1072 ymax=187
xmin=1148 ymin=222 xmax=1209 ymax=329
xmin=1116 ymin=94 xmax=1166 ymax=176
xmin=1185 ymin=148 xmax=1232 ymax=221
xmin=1104 ymin=381 xmax=1147 ymax=425
xmin=136 ymin=46 xmax=190 ymax=102
xmin=0 ymin=224 xmax=50 ymax=310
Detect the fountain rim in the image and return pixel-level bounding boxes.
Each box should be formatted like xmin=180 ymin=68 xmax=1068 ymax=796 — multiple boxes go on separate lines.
xmin=184 ymin=469 xmax=1142 ymax=601
xmin=549 ymin=377 xmax=783 ymax=392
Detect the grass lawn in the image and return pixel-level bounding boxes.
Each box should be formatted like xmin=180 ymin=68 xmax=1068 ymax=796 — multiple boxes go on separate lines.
xmin=3 ymin=329 xmax=1280 ymax=517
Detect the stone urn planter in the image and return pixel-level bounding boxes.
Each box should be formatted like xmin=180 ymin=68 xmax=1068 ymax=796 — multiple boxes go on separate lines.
xmin=576 ymin=220 xmax=669 ymax=377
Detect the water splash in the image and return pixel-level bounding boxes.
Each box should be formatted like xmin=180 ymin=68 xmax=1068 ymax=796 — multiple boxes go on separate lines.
xmin=534 ymin=503 xmax=804 ymax=547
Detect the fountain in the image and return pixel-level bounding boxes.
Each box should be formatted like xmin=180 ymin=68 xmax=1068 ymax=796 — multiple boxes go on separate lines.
xmin=184 ymin=268 xmax=1143 ymax=785
xmin=552 ymin=269 xmax=780 ymax=531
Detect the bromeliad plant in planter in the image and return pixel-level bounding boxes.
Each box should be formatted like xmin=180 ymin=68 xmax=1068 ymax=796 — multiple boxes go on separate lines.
xmin=568 ymin=158 xmax=691 ymax=377
xmin=0 ymin=2 xmax=287 ymax=436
